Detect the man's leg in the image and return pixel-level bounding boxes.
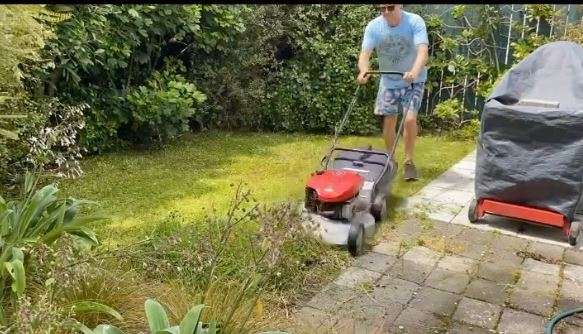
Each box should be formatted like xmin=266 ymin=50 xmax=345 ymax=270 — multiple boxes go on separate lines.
xmin=402 ymin=82 xmax=424 ymax=181
xmin=375 ymin=86 xmax=399 ymax=153
xmin=382 ymin=115 xmax=397 ymax=153
xmin=403 ymin=110 xmax=417 ymax=163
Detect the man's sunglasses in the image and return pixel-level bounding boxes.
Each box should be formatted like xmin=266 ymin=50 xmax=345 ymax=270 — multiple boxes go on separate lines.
xmin=379 ymin=5 xmax=395 ymax=12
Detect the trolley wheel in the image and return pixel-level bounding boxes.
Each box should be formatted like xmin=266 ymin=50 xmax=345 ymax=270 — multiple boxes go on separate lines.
xmin=348 ymin=222 xmax=365 ymax=257
xmin=569 ymin=221 xmax=581 ymax=246
xmin=468 ymin=198 xmax=479 ymax=224
xmin=371 ymin=197 xmax=387 ymax=222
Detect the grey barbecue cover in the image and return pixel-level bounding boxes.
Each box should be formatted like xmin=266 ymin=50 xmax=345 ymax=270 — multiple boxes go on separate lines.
xmin=475 ymin=41 xmax=583 ymax=221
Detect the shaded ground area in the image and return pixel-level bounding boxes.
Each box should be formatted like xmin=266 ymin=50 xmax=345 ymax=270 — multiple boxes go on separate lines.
xmin=294 ymin=151 xmax=583 ymax=333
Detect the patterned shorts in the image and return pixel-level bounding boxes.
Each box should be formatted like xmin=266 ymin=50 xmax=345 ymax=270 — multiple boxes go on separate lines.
xmin=374 ymin=82 xmax=425 ymax=117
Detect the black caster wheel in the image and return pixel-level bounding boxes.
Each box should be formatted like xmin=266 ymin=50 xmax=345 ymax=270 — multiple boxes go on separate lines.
xmin=348 ymin=222 xmax=365 ymax=257
xmin=371 ymin=197 xmax=387 ymax=222
xmin=468 ymin=198 xmax=479 ymax=224
xmin=569 ymin=221 xmax=581 ymax=246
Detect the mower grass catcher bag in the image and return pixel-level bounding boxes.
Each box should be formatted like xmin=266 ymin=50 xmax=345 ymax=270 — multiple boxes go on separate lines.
xmin=475 ymin=41 xmax=583 ymax=222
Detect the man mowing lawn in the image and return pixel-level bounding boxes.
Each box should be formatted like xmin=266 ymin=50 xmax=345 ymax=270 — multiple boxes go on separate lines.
xmin=357 ymin=4 xmax=429 ymax=181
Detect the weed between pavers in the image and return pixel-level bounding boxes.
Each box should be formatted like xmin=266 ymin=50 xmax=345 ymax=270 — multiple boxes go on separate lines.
xmin=502 ymin=270 xmax=522 ymax=308
xmin=517 ymin=250 xmax=561 ymax=265
xmin=418 ymin=235 xmax=466 ymax=256
xmin=356 ymin=282 xmax=374 ymax=294
xmin=549 ymin=256 xmax=568 ymax=321
xmin=490 ymin=229 xmax=502 ymax=237
xmin=398 ymin=238 xmax=416 ymax=256
xmin=435 ymin=314 xmax=453 ymax=333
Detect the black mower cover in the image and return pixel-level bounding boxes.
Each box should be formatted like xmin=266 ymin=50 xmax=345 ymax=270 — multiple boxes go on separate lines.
xmin=475 ymin=41 xmax=583 ymax=221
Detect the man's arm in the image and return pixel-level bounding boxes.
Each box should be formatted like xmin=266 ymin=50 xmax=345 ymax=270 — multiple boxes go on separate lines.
xmin=358 ymin=21 xmax=376 ymax=85
xmin=357 ymin=50 xmax=373 ymax=85
xmin=404 ymin=44 xmax=428 ymax=83
xmin=404 ymin=15 xmax=429 ymax=84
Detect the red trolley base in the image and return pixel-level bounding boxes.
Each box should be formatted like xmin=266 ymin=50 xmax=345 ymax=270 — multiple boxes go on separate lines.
xmin=468 ymin=198 xmax=582 ymax=246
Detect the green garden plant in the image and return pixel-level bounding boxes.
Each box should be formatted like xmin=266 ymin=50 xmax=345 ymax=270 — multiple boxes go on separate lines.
xmin=0 ymin=172 xmax=104 ymax=307
xmin=0 ymin=114 xmax=26 ymax=140
xmin=78 ymin=299 xmax=212 ymax=334
xmin=26 ymin=5 xmax=245 ymax=151
xmin=77 ymin=298 xmax=288 ymax=334
xmin=126 ymin=59 xmax=207 ymax=145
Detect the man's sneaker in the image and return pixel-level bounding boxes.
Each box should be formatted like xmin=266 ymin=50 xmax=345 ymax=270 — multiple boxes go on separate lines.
xmin=404 ymin=161 xmax=419 ymax=181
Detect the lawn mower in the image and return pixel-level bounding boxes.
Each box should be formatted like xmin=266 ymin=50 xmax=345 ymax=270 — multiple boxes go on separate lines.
xmin=468 ymin=41 xmax=583 ymax=246
xmin=302 ymin=71 xmax=409 ymax=256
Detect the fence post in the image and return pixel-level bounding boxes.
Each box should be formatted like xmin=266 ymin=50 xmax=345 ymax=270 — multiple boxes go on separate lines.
xmin=474 ymin=72 xmax=480 ymax=109
xmin=521 ymin=5 xmax=527 ymax=39
xmin=450 ymin=68 xmax=454 ymax=98
xmin=438 ymin=69 xmax=444 ymax=100
xmin=564 ymin=4 xmax=571 ymax=37
xmin=505 ymin=5 xmax=514 ymax=65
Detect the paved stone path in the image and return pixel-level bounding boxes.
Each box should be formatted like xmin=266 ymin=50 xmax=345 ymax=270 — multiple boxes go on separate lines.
xmin=293 ymin=150 xmax=583 ymax=333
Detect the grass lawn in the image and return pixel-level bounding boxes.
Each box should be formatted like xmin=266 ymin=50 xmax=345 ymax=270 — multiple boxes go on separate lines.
xmin=59 ymin=130 xmax=476 ymax=243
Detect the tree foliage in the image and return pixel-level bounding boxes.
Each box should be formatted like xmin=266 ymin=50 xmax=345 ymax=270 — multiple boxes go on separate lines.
xmin=26 ymin=4 xmax=245 ymax=152
xmin=2 ymin=4 xmax=581 ymax=170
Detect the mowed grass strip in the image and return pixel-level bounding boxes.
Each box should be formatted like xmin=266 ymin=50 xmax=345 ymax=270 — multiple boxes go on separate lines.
xmin=59 ymin=131 xmax=475 ymax=243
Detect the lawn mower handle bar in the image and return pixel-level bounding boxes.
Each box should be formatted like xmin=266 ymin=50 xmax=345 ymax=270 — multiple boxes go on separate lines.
xmin=365 ymin=71 xmax=404 ymax=76
xmin=322 ymin=70 xmax=408 ymax=168
xmin=329 ymin=147 xmax=390 ymax=159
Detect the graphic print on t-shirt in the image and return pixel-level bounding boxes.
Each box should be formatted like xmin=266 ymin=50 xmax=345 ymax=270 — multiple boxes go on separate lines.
xmin=378 ymin=34 xmax=415 ymax=71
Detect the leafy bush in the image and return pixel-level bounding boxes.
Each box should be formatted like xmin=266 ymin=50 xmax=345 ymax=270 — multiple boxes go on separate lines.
xmin=126 ymin=59 xmax=206 ymax=145
xmin=434 ymin=98 xmax=462 ymax=126
xmin=249 ymin=5 xmax=379 ymax=135
xmin=565 ymin=23 xmax=583 ymax=45
xmin=14 ymin=4 xmax=576 ymax=150
xmin=511 ymin=33 xmax=552 ymax=64
xmin=430 ymin=98 xmax=479 ymax=138
xmin=449 ymin=119 xmax=480 ymax=141
xmin=25 ymin=5 xmax=245 ymax=152
xmin=0 ymin=6 xmax=89 ymax=185
xmin=0 ymin=5 xmax=54 ymax=95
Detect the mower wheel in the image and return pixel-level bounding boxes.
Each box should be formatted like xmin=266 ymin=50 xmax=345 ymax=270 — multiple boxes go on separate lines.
xmin=468 ymin=198 xmax=479 ymax=224
xmin=569 ymin=221 xmax=581 ymax=246
xmin=348 ymin=222 xmax=365 ymax=256
xmin=371 ymin=197 xmax=387 ymax=222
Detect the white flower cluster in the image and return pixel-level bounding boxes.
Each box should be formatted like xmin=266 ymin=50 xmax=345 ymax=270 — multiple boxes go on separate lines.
xmin=26 ymin=101 xmax=88 ymax=178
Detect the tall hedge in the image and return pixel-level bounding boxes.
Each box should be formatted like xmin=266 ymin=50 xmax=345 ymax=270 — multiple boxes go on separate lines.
xmin=194 ymin=5 xmax=382 ymax=135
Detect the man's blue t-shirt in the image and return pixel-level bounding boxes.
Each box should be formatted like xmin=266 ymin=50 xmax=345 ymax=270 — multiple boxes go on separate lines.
xmin=361 ymin=11 xmax=429 ymax=89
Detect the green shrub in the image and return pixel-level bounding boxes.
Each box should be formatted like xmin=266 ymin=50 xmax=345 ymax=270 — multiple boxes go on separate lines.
xmin=25 ymin=5 xmax=245 ymax=152
xmin=449 ymin=119 xmax=480 ymax=141
xmin=0 ymin=5 xmax=53 ymax=95
xmin=125 ymin=59 xmax=206 ymax=145
xmin=565 ymin=23 xmax=583 ymax=45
